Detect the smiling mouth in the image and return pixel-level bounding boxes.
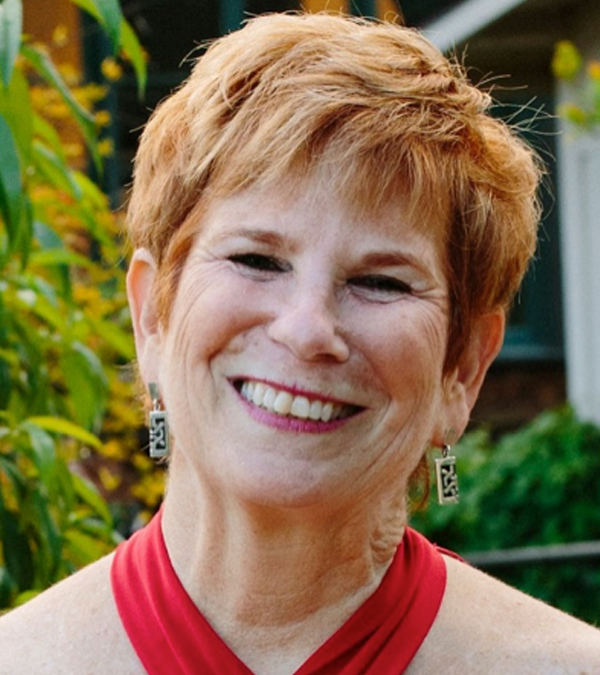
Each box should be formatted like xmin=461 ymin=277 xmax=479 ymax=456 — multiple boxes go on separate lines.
xmin=234 ymin=380 xmax=363 ymax=423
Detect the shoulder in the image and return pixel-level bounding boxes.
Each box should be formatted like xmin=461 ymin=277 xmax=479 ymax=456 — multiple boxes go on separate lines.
xmin=0 ymin=553 xmax=143 ymax=675
xmin=409 ymin=554 xmax=600 ymax=675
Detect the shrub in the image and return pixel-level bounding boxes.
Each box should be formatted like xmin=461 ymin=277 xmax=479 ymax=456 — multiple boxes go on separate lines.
xmin=413 ymin=407 xmax=600 ymax=624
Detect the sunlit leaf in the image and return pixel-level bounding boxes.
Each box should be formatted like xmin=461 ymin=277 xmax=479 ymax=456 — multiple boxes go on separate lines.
xmin=121 ymin=17 xmax=146 ymax=97
xmin=30 ymin=248 xmax=95 ymax=269
xmin=21 ymin=423 xmax=56 ymax=481
xmin=33 ymin=114 xmax=66 ymax=163
xmin=71 ymin=472 xmax=112 ymax=523
xmin=25 ymin=416 xmax=102 ymax=448
xmin=21 ymin=43 xmax=101 ymax=171
xmin=13 ymin=589 xmax=40 ymax=606
xmin=69 ymin=0 xmax=122 ymax=53
xmin=69 ymin=0 xmax=146 ymax=96
xmin=0 ymin=68 xmax=32 ymax=163
xmin=32 ymin=140 xmax=82 ymax=199
xmin=63 ymin=527 xmax=110 ymax=566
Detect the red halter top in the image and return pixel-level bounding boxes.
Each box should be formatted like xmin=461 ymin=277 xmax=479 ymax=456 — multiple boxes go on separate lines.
xmin=111 ymin=511 xmax=447 ymax=675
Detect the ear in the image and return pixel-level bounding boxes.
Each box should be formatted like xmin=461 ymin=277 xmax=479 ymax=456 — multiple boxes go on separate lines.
xmin=127 ymin=248 xmax=163 ymax=387
xmin=436 ymin=308 xmax=505 ymax=443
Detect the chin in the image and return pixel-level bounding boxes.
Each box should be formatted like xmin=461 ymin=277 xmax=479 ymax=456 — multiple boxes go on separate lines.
xmin=228 ymin=459 xmax=348 ymax=511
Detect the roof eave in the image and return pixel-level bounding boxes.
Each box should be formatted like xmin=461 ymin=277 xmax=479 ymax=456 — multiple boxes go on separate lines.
xmin=422 ymin=0 xmax=529 ymax=51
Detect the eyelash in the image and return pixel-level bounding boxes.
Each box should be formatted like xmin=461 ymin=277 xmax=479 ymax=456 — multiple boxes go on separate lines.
xmin=348 ymin=275 xmax=413 ymax=295
xmin=228 ymin=253 xmax=288 ymax=273
xmin=229 ymin=254 xmax=413 ymax=296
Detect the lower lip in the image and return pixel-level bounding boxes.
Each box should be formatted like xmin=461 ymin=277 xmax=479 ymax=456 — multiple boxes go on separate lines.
xmin=236 ymin=391 xmax=355 ymax=434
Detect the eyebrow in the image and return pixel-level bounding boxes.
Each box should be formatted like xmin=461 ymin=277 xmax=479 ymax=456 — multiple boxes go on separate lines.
xmin=358 ymin=251 xmax=430 ymax=274
xmin=210 ymin=227 xmax=287 ymax=248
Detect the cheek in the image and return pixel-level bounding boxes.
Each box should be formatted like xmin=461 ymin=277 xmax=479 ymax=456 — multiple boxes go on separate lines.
xmin=160 ymin=272 xmax=271 ymax=391
xmin=359 ymin=307 xmax=448 ymax=388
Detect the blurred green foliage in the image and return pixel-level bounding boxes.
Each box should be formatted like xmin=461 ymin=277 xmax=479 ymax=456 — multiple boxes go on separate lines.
xmin=0 ymin=0 xmax=151 ymax=608
xmin=553 ymin=40 xmax=600 ymax=129
xmin=413 ymin=408 xmax=600 ymax=625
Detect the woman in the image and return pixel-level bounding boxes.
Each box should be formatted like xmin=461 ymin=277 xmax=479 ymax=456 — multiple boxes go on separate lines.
xmin=1 ymin=12 xmax=599 ymax=675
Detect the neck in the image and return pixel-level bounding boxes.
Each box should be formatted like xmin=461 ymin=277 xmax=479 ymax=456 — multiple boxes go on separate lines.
xmin=161 ymin=450 xmax=407 ymax=675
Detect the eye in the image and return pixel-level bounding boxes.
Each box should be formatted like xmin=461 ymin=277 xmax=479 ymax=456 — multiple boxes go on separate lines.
xmin=228 ymin=253 xmax=289 ymax=273
xmin=349 ymin=275 xmax=413 ymax=296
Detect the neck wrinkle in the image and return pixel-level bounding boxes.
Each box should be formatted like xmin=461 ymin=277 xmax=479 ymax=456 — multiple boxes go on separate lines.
xmin=161 ymin=448 xmax=407 ymax=645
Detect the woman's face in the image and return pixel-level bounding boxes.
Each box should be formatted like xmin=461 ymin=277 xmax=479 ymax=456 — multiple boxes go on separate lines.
xmin=131 ymin=176 xmax=494 ymax=510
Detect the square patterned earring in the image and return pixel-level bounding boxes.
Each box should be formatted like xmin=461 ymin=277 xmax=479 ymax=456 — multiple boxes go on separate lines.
xmin=435 ymin=444 xmax=459 ymax=505
xmin=148 ymin=382 xmax=169 ymax=458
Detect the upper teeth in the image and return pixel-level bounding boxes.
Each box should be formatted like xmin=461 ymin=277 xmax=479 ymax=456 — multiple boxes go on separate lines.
xmin=240 ymin=381 xmax=345 ymax=422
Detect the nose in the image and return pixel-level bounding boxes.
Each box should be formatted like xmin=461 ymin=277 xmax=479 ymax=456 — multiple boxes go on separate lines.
xmin=267 ymin=285 xmax=350 ymax=363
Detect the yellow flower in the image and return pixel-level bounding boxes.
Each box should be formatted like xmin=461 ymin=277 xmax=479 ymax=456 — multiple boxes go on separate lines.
xmin=64 ymin=142 xmax=84 ymax=159
xmin=98 ymin=138 xmax=115 ymax=157
xmin=58 ymin=63 xmax=82 ymax=86
xmin=101 ymin=57 xmax=123 ymax=81
xmin=98 ymin=465 xmax=121 ymax=492
xmin=95 ymin=110 xmax=112 ymax=127
xmin=587 ymin=60 xmax=600 ymax=82
xmin=52 ymin=24 xmax=69 ymax=48
xmin=100 ymin=439 xmax=128 ymax=461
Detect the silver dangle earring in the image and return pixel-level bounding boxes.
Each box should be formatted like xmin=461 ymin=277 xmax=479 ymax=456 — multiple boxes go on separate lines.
xmin=435 ymin=444 xmax=459 ymax=505
xmin=148 ymin=382 xmax=169 ymax=458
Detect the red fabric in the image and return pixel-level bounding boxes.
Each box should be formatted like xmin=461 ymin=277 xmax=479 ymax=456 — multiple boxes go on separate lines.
xmin=111 ymin=511 xmax=447 ymax=675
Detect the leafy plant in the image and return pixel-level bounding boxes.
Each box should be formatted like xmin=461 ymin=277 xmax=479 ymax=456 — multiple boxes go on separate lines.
xmin=0 ymin=0 xmax=150 ymax=608
xmin=413 ymin=407 xmax=600 ymax=624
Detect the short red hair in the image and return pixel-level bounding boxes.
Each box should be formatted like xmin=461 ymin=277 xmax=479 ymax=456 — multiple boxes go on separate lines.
xmin=127 ymin=12 xmax=541 ymax=372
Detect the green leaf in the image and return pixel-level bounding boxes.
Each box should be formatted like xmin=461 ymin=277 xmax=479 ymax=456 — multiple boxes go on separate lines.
xmin=121 ymin=18 xmax=146 ymax=98
xmin=63 ymin=527 xmax=110 ymax=566
xmin=20 ymin=43 xmax=101 ymax=172
xmin=0 ymin=110 xmax=22 ymax=248
xmin=69 ymin=0 xmax=122 ymax=53
xmin=69 ymin=0 xmax=146 ymax=97
xmin=13 ymin=589 xmax=40 ymax=606
xmin=0 ymin=356 xmax=9 ymax=409
xmin=0 ymin=0 xmax=22 ymax=88
xmin=30 ymin=248 xmax=95 ymax=270
xmin=0 ymin=566 xmax=18 ymax=607
xmin=0 ymin=492 xmax=34 ymax=590
xmin=33 ymin=114 xmax=66 ymax=163
xmin=71 ymin=472 xmax=112 ymax=523
xmin=60 ymin=344 xmax=107 ymax=430
xmin=14 ymin=285 xmax=67 ymax=332
xmin=0 ymin=68 xmax=33 ymax=163
xmin=91 ymin=317 xmax=134 ymax=359
xmin=25 ymin=416 xmax=102 ymax=448
xmin=32 ymin=140 xmax=82 ymax=199
xmin=73 ymin=171 xmax=108 ymax=210
xmin=29 ymin=488 xmax=62 ymax=582
xmin=20 ymin=424 xmax=57 ymax=482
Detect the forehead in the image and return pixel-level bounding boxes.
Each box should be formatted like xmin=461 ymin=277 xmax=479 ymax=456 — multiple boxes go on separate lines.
xmin=201 ymin=170 xmax=448 ymax=251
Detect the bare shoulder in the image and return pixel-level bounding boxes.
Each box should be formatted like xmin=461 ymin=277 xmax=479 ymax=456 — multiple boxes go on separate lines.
xmin=409 ymin=555 xmax=600 ymax=675
xmin=0 ymin=553 xmax=143 ymax=675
